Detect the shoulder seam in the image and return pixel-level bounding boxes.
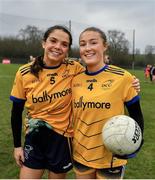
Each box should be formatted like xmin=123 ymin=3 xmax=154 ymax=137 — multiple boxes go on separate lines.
xmin=105 ymin=66 xmax=125 ymax=76
xmin=20 ymin=65 xmax=31 ymax=76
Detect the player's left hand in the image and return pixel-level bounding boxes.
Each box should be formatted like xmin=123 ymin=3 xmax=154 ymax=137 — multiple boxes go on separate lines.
xmin=114 ymin=152 xmax=136 ymax=159
xmin=114 ymin=139 xmax=144 ymax=159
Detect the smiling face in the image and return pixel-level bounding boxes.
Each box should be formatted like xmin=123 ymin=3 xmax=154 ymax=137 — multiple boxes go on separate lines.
xmin=42 ymin=29 xmax=70 ymax=66
xmin=79 ymin=30 xmax=108 ymax=72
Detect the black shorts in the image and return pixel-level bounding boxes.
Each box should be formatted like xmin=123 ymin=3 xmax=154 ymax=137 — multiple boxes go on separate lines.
xmin=23 ymin=125 xmax=73 ymax=173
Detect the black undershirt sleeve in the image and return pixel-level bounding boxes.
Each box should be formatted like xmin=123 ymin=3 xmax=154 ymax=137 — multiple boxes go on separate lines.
xmin=11 ymin=101 xmax=25 ymax=147
xmin=126 ymin=100 xmax=144 ymax=134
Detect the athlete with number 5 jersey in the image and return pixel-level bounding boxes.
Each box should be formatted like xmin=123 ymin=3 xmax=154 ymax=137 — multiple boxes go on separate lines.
xmin=71 ymin=27 xmax=144 ymax=179
xmin=10 ymin=25 xmax=141 ymax=179
xmin=10 ymin=25 xmax=84 ymax=179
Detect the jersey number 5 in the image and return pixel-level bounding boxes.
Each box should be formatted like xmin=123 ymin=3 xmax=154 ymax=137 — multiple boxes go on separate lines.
xmin=50 ymin=77 xmax=55 ymax=84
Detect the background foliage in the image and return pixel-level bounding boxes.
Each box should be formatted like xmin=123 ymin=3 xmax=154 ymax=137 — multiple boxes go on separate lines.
xmin=0 ymin=25 xmax=155 ymax=66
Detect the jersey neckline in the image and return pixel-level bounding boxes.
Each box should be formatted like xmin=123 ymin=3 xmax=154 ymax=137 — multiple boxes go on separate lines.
xmin=85 ymin=64 xmax=108 ymax=76
xmin=42 ymin=63 xmax=62 ymax=69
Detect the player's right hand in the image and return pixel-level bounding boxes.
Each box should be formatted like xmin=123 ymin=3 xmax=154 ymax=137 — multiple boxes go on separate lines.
xmin=14 ymin=147 xmax=25 ymax=167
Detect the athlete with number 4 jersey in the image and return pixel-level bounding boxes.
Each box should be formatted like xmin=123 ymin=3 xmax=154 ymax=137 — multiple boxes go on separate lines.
xmin=71 ymin=27 xmax=144 ymax=179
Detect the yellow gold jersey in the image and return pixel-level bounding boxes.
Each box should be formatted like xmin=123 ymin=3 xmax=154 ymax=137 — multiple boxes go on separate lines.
xmin=72 ymin=65 xmax=140 ymax=168
xmin=10 ymin=60 xmax=84 ymax=137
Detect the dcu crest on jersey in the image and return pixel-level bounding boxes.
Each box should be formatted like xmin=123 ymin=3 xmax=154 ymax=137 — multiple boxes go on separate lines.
xmin=101 ymin=79 xmax=114 ymax=90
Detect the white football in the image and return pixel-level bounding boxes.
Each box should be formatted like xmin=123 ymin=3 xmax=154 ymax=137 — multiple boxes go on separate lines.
xmin=102 ymin=115 xmax=142 ymax=156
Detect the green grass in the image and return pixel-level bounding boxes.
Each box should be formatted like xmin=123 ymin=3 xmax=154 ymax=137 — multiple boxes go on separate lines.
xmin=0 ymin=64 xmax=155 ymax=179
xmin=124 ymin=69 xmax=155 ymax=179
xmin=0 ymin=64 xmax=21 ymax=178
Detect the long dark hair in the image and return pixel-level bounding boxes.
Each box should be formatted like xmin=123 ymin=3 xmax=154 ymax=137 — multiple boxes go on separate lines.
xmin=30 ymin=25 xmax=72 ymax=77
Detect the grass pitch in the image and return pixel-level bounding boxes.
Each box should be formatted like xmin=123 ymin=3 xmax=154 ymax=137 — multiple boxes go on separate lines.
xmin=0 ymin=64 xmax=155 ymax=178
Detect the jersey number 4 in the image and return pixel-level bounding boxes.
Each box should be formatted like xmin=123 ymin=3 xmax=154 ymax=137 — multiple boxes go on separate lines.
xmin=88 ymin=83 xmax=93 ymax=91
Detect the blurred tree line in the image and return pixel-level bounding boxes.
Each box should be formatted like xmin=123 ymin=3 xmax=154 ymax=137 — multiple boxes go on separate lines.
xmin=0 ymin=25 xmax=155 ymax=67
